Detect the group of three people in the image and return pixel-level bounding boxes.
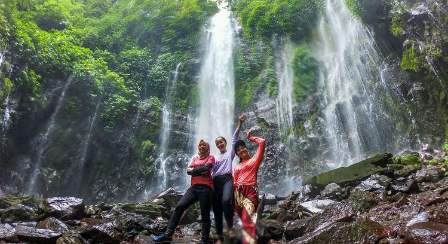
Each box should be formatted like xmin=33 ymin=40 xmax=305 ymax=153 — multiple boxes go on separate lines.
xmin=153 ymin=114 xmax=265 ymax=244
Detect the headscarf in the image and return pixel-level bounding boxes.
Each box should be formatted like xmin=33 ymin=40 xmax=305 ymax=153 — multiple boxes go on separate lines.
xmin=198 ymin=140 xmax=210 ymax=159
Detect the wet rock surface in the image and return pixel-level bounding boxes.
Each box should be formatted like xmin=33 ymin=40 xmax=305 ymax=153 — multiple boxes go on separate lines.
xmin=0 ymin=151 xmax=447 ymax=244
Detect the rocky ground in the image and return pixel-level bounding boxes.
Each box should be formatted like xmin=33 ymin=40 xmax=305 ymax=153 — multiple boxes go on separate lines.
xmin=1 ymin=146 xmax=448 ymax=244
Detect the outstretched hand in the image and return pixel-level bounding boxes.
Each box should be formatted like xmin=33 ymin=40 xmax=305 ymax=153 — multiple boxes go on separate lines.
xmin=246 ymin=130 xmax=252 ymax=139
xmin=187 ymin=167 xmax=193 ymax=174
xmin=239 ymin=114 xmax=246 ymax=123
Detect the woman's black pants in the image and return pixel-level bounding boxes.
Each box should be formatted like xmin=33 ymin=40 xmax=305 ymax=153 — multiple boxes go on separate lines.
xmin=166 ymin=184 xmax=213 ymax=243
xmin=212 ymin=174 xmax=234 ymax=236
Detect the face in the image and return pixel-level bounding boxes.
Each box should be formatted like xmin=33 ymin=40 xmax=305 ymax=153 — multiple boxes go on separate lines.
xmin=236 ymin=145 xmax=249 ymax=159
xmin=215 ymin=138 xmax=227 ymax=152
xmin=198 ymin=141 xmax=209 ymax=154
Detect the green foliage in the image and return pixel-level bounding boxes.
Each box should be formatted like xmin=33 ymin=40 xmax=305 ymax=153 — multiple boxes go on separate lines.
xmin=138 ymin=140 xmax=156 ymax=174
xmin=149 ymin=53 xmax=179 ymax=96
xmin=390 ymin=13 xmax=404 ymax=37
xmin=20 ymin=68 xmax=42 ymax=97
xmin=258 ymin=118 xmax=268 ymax=131
xmin=234 ymin=45 xmax=263 ymax=107
xmin=443 ymin=141 xmax=448 ymax=153
xmin=393 ymin=153 xmax=421 ymax=165
xmin=401 ymin=46 xmax=421 ymax=72
xmin=345 ymin=0 xmax=363 ymax=18
xmin=292 ymin=44 xmax=319 ymax=101
xmin=232 ymin=0 xmax=323 ymax=42
xmin=0 ymin=78 xmax=14 ymax=101
xmin=33 ymin=0 xmax=84 ymax=31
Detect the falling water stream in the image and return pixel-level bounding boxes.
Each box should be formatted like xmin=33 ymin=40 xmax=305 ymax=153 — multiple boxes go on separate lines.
xmin=275 ymin=41 xmax=295 ymax=133
xmin=27 ymin=75 xmax=74 ymax=194
xmin=315 ymin=0 xmax=386 ymax=168
xmin=74 ymin=97 xmax=102 ymax=192
xmin=158 ymin=62 xmax=181 ymax=191
xmin=196 ymin=5 xmax=235 ymax=154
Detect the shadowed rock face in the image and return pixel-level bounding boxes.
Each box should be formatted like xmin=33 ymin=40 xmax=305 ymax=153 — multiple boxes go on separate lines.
xmin=405 ymin=222 xmax=448 ymax=244
xmin=39 ymin=197 xmax=84 ymax=220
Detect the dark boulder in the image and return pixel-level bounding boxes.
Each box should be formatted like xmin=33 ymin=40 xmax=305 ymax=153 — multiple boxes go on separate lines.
xmin=78 ymin=221 xmax=121 ymax=244
xmin=15 ymin=225 xmax=62 ymax=244
xmin=133 ymin=234 xmax=153 ymax=244
xmin=56 ymin=231 xmax=83 ymax=244
xmin=295 ymin=185 xmax=320 ymax=203
xmin=415 ymin=168 xmax=443 ymax=183
xmin=391 ymin=177 xmax=418 ymax=193
xmin=39 ymin=197 xmax=85 ymax=220
xmin=296 ymin=199 xmax=338 ymax=214
xmin=289 ymin=222 xmax=378 ymax=244
xmin=348 ymin=190 xmax=378 ymax=213
xmin=405 ymin=222 xmax=448 ymax=244
xmin=284 ymin=219 xmax=308 ymax=241
xmin=1 ymin=204 xmax=35 ymax=223
xmin=304 ymin=202 xmax=355 ymax=233
xmin=303 ymin=153 xmax=393 ymax=189
xmin=356 ymin=174 xmax=391 ymax=192
xmin=320 ymin=183 xmax=343 ymax=198
xmin=0 ymin=223 xmax=19 ymax=242
xmin=256 ymin=219 xmax=284 ymax=244
xmin=355 ymin=219 xmax=388 ymax=239
xmin=80 ymin=218 xmax=103 ymax=226
xmin=36 ymin=217 xmax=68 ymax=232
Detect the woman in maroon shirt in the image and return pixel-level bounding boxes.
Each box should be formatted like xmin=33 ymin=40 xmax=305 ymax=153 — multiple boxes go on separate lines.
xmin=233 ymin=131 xmax=266 ymax=244
xmin=153 ymin=140 xmax=215 ymax=244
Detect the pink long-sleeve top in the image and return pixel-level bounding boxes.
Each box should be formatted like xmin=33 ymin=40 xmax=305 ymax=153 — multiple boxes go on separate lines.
xmin=233 ymin=136 xmax=266 ymax=187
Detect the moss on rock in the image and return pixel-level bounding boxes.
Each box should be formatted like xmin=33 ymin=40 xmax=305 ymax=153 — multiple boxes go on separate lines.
xmin=303 ymin=153 xmax=393 ymax=188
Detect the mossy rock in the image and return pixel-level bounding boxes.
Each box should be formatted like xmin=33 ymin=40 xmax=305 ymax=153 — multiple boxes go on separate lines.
xmin=393 ymin=153 xmax=421 ymax=166
xmin=303 ymin=153 xmax=393 ymax=189
xmin=348 ymin=191 xmax=378 ymax=213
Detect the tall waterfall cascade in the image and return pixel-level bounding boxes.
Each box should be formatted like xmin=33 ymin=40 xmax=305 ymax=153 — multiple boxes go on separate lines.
xmin=27 ymin=75 xmax=74 ymax=194
xmin=315 ymin=0 xmax=388 ymax=168
xmin=74 ymin=97 xmax=102 ymax=192
xmin=275 ymin=42 xmax=295 ymax=133
xmin=158 ymin=62 xmax=181 ymax=192
xmin=196 ymin=5 xmax=236 ymax=155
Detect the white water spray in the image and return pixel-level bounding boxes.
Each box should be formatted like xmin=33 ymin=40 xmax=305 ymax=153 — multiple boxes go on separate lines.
xmin=75 ymin=97 xmax=102 ymax=188
xmin=27 ymin=75 xmax=74 ymax=194
xmin=196 ymin=7 xmax=235 ymax=154
xmin=315 ymin=0 xmax=384 ymax=168
xmin=275 ymin=41 xmax=295 ymax=132
xmin=158 ymin=62 xmax=181 ymax=191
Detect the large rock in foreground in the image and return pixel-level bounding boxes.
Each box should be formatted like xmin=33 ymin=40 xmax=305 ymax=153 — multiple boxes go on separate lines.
xmin=38 ymin=197 xmax=84 ymax=220
xmin=303 ymin=153 xmax=393 ymax=189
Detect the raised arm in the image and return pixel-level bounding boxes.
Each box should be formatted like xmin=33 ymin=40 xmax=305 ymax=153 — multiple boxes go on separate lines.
xmin=247 ymin=131 xmax=265 ymax=169
xmin=231 ymin=114 xmax=246 ymax=158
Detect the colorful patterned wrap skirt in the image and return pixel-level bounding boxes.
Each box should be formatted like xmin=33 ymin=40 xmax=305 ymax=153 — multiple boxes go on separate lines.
xmin=234 ymin=185 xmax=259 ymax=244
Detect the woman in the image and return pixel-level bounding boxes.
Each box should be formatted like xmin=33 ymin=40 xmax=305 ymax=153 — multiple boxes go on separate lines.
xmin=212 ymin=114 xmax=246 ymax=243
xmin=233 ymin=131 xmax=266 ymax=244
xmin=153 ymin=140 xmax=215 ymax=244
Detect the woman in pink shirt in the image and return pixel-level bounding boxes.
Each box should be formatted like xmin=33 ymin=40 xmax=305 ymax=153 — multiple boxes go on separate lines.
xmin=153 ymin=140 xmax=215 ymax=244
xmin=233 ymin=131 xmax=266 ymax=244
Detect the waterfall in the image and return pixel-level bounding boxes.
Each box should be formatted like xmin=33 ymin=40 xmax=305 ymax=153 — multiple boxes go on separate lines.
xmin=27 ymin=75 xmax=74 ymax=194
xmin=74 ymin=97 xmax=101 ymax=191
xmin=196 ymin=6 xmax=235 ymax=154
xmin=158 ymin=62 xmax=181 ymax=191
xmin=275 ymin=41 xmax=295 ymax=133
xmin=0 ymin=51 xmax=5 ymax=67
xmin=315 ymin=0 xmax=385 ymax=168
